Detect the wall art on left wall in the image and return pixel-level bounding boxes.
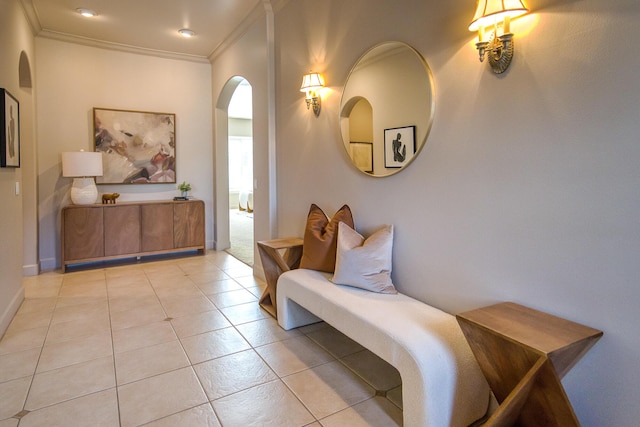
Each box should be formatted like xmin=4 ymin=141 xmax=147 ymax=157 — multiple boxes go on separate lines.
xmin=0 ymin=89 xmax=20 ymax=168
xmin=94 ymin=107 xmax=176 ymax=184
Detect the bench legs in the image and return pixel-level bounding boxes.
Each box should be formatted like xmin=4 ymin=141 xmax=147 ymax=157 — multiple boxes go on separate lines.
xmin=277 ymin=296 xmax=322 ymax=330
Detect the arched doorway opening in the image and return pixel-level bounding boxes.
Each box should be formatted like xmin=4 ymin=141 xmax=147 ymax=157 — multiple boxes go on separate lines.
xmin=213 ymin=76 xmax=255 ymax=266
xmin=227 ymin=79 xmax=253 ymax=265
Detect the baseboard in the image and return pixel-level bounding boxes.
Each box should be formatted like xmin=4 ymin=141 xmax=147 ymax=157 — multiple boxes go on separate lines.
xmin=212 ymin=239 xmax=230 ymax=251
xmin=23 ymin=263 xmax=39 ymax=277
xmin=39 ymin=257 xmax=57 ymax=272
xmin=0 ymin=286 xmax=25 ymax=337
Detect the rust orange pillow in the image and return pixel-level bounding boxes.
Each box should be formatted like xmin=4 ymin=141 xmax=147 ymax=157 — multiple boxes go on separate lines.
xmin=300 ymin=204 xmax=354 ymax=273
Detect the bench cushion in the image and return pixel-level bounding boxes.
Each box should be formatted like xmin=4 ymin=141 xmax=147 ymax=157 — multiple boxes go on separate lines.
xmin=277 ymin=268 xmax=489 ymax=427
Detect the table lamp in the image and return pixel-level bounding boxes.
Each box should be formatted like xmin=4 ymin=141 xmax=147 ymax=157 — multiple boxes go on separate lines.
xmin=62 ymin=150 xmax=104 ymax=205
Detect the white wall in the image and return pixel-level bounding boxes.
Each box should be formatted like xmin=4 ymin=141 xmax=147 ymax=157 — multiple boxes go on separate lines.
xmin=0 ymin=0 xmax=35 ymax=334
xmin=35 ymin=38 xmax=213 ymax=269
xmin=210 ymin=11 xmax=272 ymax=273
xmin=268 ymin=0 xmax=639 ymax=425
xmin=7 ymin=0 xmax=637 ymax=424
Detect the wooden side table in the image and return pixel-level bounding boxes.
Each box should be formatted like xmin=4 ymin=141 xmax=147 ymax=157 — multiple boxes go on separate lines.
xmin=257 ymin=238 xmax=304 ymax=318
xmin=456 ymin=302 xmax=602 ymax=427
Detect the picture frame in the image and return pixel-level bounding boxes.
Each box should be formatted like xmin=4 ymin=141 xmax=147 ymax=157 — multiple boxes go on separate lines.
xmin=94 ymin=107 xmax=176 ymax=184
xmin=1 ymin=89 xmax=20 ymax=168
xmin=349 ymin=142 xmax=373 ymax=173
xmin=384 ymin=125 xmax=415 ymax=169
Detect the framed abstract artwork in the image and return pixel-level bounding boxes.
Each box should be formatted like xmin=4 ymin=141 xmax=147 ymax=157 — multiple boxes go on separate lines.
xmin=94 ymin=107 xmax=176 ymax=184
xmin=1 ymin=89 xmax=20 ymax=168
xmin=384 ymin=125 xmax=415 ymax=169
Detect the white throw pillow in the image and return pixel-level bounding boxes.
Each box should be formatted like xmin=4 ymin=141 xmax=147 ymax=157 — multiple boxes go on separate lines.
xmin=331 ymin=222 xmax=397 ymax=294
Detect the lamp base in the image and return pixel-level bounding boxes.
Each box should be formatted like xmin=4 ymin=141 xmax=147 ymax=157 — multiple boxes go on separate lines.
xmin=70 ymin=177 xmax=98 ymax=205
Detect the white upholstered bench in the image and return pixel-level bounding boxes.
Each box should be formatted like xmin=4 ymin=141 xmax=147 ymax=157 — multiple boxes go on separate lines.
xmin=277 ymin=268 xmax=490 ymax=427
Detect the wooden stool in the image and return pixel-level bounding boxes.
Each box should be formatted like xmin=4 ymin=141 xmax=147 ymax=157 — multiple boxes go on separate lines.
xmin=457 ymin=302 xmax=602 ymax=427
xmin=256 ymin=238 xmax=303 ymax=318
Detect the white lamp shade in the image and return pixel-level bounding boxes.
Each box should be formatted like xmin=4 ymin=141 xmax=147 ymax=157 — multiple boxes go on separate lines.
xmin=300 ymin=72 xmax=325 ymax=92
xmin=469 ymin=0 xmax=528 ymax=31
xmin=62 ymin=151 xmax=103 ymax=177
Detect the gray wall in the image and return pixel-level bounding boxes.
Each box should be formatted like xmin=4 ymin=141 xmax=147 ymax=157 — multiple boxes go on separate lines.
xmin=0 ymin=0 xmax=34 ymax=333
xmin=1 ymin=0 xmax=638 ymax=424
xmin=216 ymin=0 xmax=640 ymax=425
xmin=35 ymin=38 xmax=214 ymax=269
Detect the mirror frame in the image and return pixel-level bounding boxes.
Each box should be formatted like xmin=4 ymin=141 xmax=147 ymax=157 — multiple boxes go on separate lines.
xmin=339 ymin=41 xmax=435 ymax=177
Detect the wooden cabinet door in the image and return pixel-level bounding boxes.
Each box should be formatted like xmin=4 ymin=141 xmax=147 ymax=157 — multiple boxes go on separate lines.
xmin=174 ymin=201 xmax=205 ymax=248
xmin=141 ymin=203 xmax=174 ymax=252
xmin=63 ymin=206 xmax=104 ymax=261
xmin=104 ymin=205 xmax=141 ymax=256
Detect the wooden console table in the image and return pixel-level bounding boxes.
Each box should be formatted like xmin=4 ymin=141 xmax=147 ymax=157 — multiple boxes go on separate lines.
xmin=456 ymin=302 xmax=602 ymax=427
xmin=62 ymin=199 xmax=205 ymax=272
xmin=256 ymin=238 xmax=303 ymax=318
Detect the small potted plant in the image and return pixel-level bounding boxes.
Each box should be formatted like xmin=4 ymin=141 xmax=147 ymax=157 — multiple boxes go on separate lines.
xmin=177 ymin=181 xmax=191 ymax=198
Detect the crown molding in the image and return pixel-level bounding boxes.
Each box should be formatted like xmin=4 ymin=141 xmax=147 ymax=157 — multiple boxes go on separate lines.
xmin=207 ymin=0 xmax=290 ymax=63
xmin=19 ymin=0 xmax=291 ymax=65
xmin=37 ymin=30 xmax=211 ymax=64
xmin=17 ymin=0 xmax=42 ymax=35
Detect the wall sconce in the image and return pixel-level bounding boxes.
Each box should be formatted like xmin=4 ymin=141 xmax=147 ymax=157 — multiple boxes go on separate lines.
xmin=62 ymin=150 xmax=103 ymax=205
xmin=469 ymin=0 xmax=529 ymax=74
xmin=300 ymin=72 xmax=325 ymax=117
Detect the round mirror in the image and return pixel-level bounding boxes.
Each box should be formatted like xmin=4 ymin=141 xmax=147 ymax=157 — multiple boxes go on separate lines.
xmin=340 ymin=42 xmax=435 ymax=177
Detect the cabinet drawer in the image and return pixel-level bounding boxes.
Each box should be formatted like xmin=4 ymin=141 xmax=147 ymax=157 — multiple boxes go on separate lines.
xmin=174 ymin=201 xmax=205 ymax=248
xmin=141 ymin=203 xmax=174 ymax=252
xmin=104 ymin=205 xmax=141 ymax=256
xmin=62 ymin=200 xmax=205 ymax=271
xmin=63 ymin=207 xmax=104 ymax=261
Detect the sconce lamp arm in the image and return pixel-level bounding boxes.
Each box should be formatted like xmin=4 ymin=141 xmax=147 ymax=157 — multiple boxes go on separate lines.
xmin=475 ymin=31 xmax=514 ymax=74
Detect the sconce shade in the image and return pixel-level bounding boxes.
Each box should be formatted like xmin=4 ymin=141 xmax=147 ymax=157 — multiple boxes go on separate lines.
xmin=469 ymin=0 xmax=528 ymax=31
xmin=62 ymin=151 xmax=103 ymax=177
xmin=300 ymin=72 xmax=325 ymax=92
xmin=300 ymin=72 xmax=325 ymax=117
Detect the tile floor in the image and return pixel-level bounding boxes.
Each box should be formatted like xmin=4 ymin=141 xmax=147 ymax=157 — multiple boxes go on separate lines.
xmin=0 ymin=251 xmax=403 ymax=426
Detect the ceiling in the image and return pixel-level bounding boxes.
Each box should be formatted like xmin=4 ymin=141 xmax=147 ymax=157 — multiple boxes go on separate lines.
xmin=19 ymin=0 xmax=265 ymax=62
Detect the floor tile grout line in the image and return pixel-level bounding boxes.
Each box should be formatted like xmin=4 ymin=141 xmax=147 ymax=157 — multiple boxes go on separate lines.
xmin=7 ymin=254 xmax=402 ymax=426
xmin=106 ymin=267 xmax=125 ymax=427
xmin=157 ymin=261 xmax=227 ymax=426
xmin=14 ymin=270 xmax=109 ymax=419
xmin=12 ymin=271 xmax=64 ymax=419
xmin=275 ymin=331 xmax=379 ymax=424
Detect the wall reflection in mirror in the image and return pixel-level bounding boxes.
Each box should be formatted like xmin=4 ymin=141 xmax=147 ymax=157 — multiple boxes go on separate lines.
xmin=340 ymin=42 xmax=435 ymax=177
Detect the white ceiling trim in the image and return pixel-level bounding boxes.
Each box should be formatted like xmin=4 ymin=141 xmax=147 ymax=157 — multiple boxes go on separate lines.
xmin=18 ymin=0 xmax=292 ymax=65
xmin=207 ymin=0 xmax=290 ymax=63
xmin=37 ymin=29 xmax=211 ymax=64
xmin=17 ymin=0 xmax=42 ymax=35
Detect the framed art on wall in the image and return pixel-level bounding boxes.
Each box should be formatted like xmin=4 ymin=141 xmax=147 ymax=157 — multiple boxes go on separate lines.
xmin=94 ymin=107 xmax=176 ymax=184
xmin=384 ymin=125 xmax=415 ymax=169
xmin=349 ymin=142 xmax=373 ymax=173
xmin=1 ymin=89 xmax=20 ymax=168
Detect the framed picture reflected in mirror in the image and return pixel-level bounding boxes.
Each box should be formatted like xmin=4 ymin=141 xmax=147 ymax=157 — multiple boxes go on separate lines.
xmin=384 ymin=125 xmax=415 ymax=169
xmin=349 ymin=142 xmax=373 ymax=174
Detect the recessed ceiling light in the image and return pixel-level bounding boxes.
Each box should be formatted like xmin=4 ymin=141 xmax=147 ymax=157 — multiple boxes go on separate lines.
xmin=76 ymin=8 xmax=97 ymax=18
xmin=178 ymin=29 xmax=196 ymax=38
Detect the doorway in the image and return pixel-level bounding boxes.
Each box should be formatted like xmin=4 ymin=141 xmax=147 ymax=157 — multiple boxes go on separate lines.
xmin=226 ymin=79 xmax=254 ymax=265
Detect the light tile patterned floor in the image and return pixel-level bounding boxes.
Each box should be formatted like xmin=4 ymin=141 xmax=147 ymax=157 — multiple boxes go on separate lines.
xmin=0 ymin=251 xmax=402 ymax=426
